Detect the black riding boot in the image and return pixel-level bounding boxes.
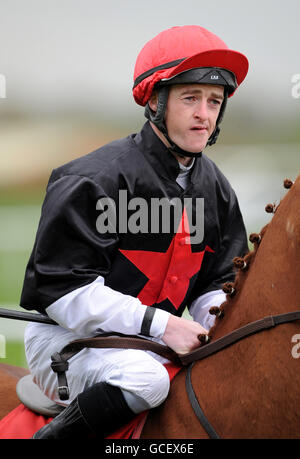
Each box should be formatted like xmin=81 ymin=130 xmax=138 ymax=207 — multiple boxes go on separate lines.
xmin=32 ymin=382 xmax=135 ymax=439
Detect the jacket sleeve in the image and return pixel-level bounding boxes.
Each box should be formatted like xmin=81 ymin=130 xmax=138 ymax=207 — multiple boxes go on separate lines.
xmin=188 ymin=289 xmax=226 ymax=330
xmin=20 ymin=172 xmax=170 ymax=337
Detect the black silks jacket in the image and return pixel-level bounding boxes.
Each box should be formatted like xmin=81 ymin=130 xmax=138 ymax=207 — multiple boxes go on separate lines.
xmin=20 ymin=121 xmax=248 ymax=317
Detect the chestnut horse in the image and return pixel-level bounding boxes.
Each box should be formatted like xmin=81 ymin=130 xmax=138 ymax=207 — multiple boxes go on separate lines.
xmin=0 ymin=175 xmax=299 ymax=438
xmin=142 ymin=175 xmax=300 ymax=439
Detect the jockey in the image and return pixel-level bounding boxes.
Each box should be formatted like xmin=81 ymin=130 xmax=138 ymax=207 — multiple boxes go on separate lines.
xmin=21 ymin=25 xmax=249 ymax=439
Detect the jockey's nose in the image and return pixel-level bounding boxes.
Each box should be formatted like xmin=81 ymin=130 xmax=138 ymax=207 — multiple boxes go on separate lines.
xmin=193 ymin=100 xmax=209 ymax=121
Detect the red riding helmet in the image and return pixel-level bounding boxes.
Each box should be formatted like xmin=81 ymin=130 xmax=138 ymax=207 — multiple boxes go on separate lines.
xmin=133 ymin=25 xmax=249 ymax=106
xmin=132 ymin=26 xmax=249 ymax=153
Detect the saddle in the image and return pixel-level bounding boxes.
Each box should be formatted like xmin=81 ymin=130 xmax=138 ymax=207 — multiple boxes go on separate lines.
xmin=12 ymin=365 xmax=181 ymax=440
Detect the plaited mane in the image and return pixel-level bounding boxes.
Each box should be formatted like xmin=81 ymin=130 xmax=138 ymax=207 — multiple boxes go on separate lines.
xmin=206 ymin=178 xmax=294 ymax=341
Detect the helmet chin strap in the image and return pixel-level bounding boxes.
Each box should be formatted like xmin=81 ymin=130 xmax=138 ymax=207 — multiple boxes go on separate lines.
xmin=164 ymin=134 xmax=203 ymax=158
xmin=144 ymin=88 xmax=203 ymax=158
xmin=144 ymin=85 xmax=228 ymax=159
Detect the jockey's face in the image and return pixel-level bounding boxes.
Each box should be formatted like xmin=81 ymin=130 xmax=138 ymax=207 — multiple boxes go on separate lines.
xmin=164 ymin=83 xmax=224 ymax=154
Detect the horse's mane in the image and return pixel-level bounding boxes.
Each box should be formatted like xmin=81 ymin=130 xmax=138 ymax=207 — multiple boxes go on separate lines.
xmin=207 ymin=178 xmax=294 ymax=340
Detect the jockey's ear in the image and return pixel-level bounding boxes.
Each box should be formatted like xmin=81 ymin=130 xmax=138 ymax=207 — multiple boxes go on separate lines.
xmin=148 ymin=90 xmax=158 ymax=113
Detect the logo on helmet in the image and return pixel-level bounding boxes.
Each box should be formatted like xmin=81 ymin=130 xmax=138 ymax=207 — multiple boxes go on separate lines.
xmin=210 ymin=75 xmax=219 ymax=80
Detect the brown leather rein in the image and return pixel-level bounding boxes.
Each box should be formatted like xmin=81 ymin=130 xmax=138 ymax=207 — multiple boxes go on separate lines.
xmin=51 ymin=310 xmax=300 ymax=410
xmin=4 ymin=306 xmax=297 ymax=437
xmin=183 ymin=309 xmax=300 ymax=438
xmin=2 ymin=306 xmax=299 ymax=436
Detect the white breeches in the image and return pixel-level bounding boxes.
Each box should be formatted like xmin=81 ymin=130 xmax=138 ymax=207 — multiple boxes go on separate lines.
xmin=24 ymin=322 xmax=171 ymax=411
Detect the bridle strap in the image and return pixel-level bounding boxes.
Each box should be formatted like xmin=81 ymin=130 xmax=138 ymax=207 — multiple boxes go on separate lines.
xmin=184 ymin=309 xmax=300 ymax=438
xmin=186 ymin=362 xmax=220 ymax=439
xmin=180 ymin=310 xmax=300 ymax=365
xmin=50 ymin=333 xmax=181 ymax=400
xmin=50 ymin=310 xmax=300 ymax=401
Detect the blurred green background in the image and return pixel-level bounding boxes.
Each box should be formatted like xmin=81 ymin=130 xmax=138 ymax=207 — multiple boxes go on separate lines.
xmin=0 ymin=0 xmax=299 ymax=369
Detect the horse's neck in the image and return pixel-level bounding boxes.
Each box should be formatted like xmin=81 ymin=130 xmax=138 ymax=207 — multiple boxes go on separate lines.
xmin=210 ymin=177 xmax=300 ymax=340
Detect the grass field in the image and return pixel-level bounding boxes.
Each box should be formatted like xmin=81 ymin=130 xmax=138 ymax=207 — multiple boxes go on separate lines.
xmin=0 ymin=188 xmax=44 ymax=368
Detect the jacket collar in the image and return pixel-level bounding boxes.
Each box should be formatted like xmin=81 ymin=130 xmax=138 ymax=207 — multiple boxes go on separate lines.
xmin=133 ymin=121 xmax=201 ymax=185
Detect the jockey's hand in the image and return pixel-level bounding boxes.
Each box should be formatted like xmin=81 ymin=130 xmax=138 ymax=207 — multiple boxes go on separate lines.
xmin=162 ymin=314 xmax=208 ymax=355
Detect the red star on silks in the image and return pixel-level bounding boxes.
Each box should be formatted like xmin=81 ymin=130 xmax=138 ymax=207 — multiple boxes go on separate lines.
xmin=119 ymin=208 xmax=214 ymax=309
